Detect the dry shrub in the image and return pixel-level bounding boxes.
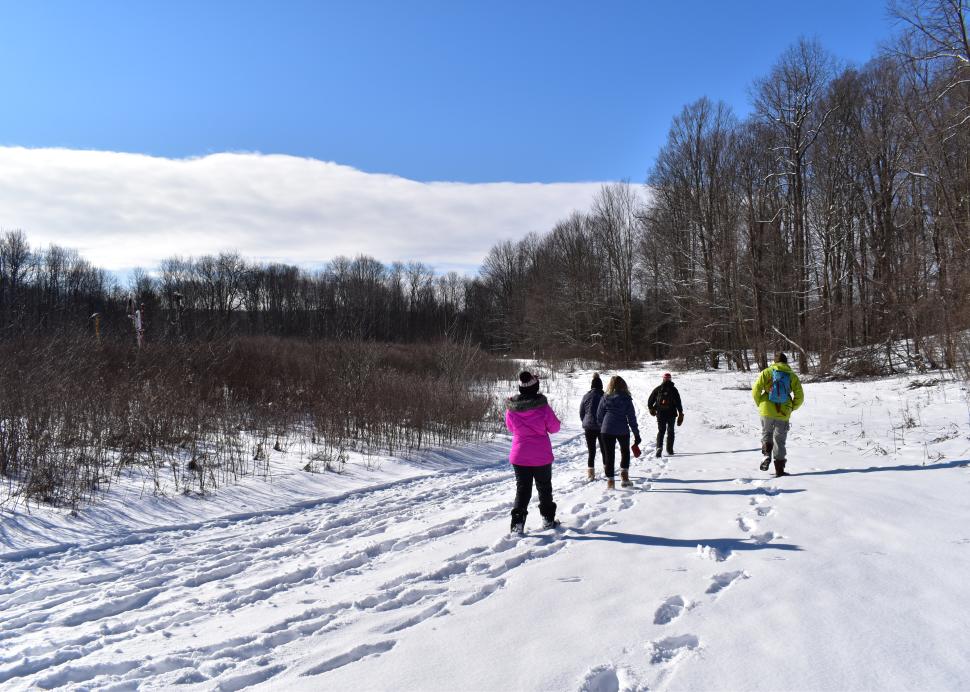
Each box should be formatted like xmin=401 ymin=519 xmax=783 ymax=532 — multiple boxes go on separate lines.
xmin=0 ymin=336 xmax=511 ymax=509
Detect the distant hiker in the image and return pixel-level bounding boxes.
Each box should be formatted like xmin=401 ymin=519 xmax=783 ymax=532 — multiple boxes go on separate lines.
xmin=505 ymin=371 xmax=562 ymax=534
xmin=648 ymin=372 xmax=684 ymax=457
xmin=595 ymin=375 xmax=641 ymax=489
xmin=579 ymin=373 xmax=605 ymax=481
xmin=752 ymin=352 xmax=805 ymax=477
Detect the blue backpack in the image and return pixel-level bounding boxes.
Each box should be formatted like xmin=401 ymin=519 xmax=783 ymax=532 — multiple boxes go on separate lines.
xmin=768 ymin=368 xmax=791 ymax=411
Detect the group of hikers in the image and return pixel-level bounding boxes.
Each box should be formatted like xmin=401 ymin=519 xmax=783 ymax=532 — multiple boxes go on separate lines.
xmin=503 ymin=352 xmax=805 ymax=534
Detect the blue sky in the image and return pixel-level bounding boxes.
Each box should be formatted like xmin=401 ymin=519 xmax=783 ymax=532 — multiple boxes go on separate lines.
xmin=2 ymin=0 xmax=895 ymax=184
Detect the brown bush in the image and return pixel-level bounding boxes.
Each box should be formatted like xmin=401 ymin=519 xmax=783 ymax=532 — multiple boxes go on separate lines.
xmin=0 ymin=336 xmax=516 ymax=509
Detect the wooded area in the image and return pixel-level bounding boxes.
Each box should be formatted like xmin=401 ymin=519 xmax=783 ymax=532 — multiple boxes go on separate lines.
xmin=1 ymin=1 xmax=967 ymax=378
xmin=477 ymin=0 xmax=970 ymax=374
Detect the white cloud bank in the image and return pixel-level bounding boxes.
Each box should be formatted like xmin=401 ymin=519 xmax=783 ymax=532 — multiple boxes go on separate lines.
xmin=0 ymin=146 xmax=612 ymax=274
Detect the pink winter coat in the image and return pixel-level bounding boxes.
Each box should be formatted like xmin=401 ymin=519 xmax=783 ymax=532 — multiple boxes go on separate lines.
xmin=505 ymin=394 xmax=561 ymax=466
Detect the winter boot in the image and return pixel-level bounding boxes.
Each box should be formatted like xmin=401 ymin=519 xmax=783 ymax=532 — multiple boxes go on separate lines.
xmin=541 ymin=517 xmax=561 ymax=530
xmin=510 ymin=511 xmax=526 ymax=535
xmin=666 ymin=445 xmax=674 ymax=456
xmin=586 ymin=467 xmax=595 ymax=481
xmin=760 ymin=442 xmax=773 ymax=471
xmin=606 ymin=478 xmax=616 ymax=490
xmin=655 ymin=447 xmax=663 ymax=459
xmin=773 ymin=458 xmax=789 ymax=477
xmin=620 ymin=469 xmax=632 ymax=487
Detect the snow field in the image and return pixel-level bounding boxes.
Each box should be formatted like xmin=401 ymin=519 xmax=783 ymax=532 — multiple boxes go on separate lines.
xmin=1 ymin=366 xmax=969 ymax=690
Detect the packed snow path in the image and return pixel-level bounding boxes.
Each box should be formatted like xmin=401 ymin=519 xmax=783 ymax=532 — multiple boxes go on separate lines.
xmin=2 ymin=368 xmax=970 ymax=690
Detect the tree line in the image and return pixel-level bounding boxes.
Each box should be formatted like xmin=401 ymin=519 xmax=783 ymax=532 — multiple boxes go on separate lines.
xmin=0 ymin=230 xmax=471 ymax=345
xmin=2 ymin=1 xmax=967 ymax=377
xmin=476 ymin=0 xmax=970 ymax=375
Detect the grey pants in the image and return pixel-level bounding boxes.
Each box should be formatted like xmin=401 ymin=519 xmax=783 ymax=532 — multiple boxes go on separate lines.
xmin=761 ymin=417 xmax=790 ymax=460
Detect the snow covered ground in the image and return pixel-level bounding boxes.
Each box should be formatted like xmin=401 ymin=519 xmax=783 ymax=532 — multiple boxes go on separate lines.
xmin=2 ymin=365 xmax=970 ymax=691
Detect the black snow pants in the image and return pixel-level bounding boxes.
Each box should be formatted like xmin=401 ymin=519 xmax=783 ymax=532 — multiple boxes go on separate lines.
xmin=583 ymin=429 xmax=602 ymax=468
xmin=599 ymin=433 xmax=631 ymax=479
xmin=511 ymin=463 xmax=556 ymax=524
xmin=656 ymin=414 xmax=676 ymax=452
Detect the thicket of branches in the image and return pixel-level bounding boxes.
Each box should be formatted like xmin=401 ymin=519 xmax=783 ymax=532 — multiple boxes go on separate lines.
xmin=474 ymin=0 xmax=970 ymax=375
xmin=0 ymin=336 xmax=512 ymax=509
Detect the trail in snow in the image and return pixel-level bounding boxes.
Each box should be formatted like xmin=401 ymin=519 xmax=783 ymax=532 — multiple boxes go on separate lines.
xmin=2 ymin=368 xmax=969 ymax=691
xmin=1 ymin=429 xmax=645 ymax=689
xmin=0 ymin=429 xmax=797 ymax=691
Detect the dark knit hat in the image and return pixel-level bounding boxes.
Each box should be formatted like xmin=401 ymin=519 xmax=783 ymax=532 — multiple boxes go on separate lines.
xmin=591 ymin=373 xmax=603 ymax=390
xmin=774 ymin=351 xmax=788 ymax=364
xmin=518 ymin=370 xmax=540 ymax=394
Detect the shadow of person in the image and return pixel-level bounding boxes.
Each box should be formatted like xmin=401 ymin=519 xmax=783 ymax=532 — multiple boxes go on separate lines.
xmin=645 ymin=486 xmax=807 ymax=497
xmin=565 ymin=528 xmax=803 ymax=554
xmin=787 ymin=459 xmax=969 ymax=477
xmin=674 ymin=448 xmax=761 ymax=456
xmin=648 ymin=459 xmax=969 ymax=484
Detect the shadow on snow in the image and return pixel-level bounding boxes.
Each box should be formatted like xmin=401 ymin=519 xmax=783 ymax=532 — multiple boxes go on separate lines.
xmin=788 ymin=459 xmax=969 ymax=477
xmin=644 ymin=459 xmax=969 ymax=485
xmin=565 ymin=528 xmax=803 ymax=553
xmin=639 ymin=484 xmax=807 ymax=497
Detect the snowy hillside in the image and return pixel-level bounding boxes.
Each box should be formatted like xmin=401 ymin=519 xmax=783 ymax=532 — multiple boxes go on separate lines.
xmin=2 ymin=366 xmax=970 ymax=691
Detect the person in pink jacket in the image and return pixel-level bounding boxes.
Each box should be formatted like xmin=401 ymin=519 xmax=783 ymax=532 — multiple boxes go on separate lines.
xmin=505 ymin=370 xmax=562 ymax=534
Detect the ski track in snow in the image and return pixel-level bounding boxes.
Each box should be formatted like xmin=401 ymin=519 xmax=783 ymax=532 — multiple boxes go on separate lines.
xmin=0 ymin=432 xmax=644 ymax=690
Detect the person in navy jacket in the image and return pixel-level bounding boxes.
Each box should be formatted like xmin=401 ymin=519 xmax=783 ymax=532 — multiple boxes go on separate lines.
xmin=596 ymin=375 xmax=640 ymax=488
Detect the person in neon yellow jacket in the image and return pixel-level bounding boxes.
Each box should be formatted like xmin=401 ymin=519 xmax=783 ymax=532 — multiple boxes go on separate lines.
xmin=751 ymin=352 xmax=804 ymax=477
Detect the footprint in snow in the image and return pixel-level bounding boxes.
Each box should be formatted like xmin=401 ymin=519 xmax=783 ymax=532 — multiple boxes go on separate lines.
xmin=577 ymin=665 xmax=618 ymax=692
xmin=737 ymin=516 xmax=757 ymax=533
xmin=213 ymin=664 xmax=286 ymax=692
xmin=649 ymin=634 xmax=700 ymax=665
xmin=755 ymin=505 xmax=774 ymax=517
xmin=653 ymin=595 xmax=690 ymax=625
xmin=302 ymin=640 xmax=397 ymax=676
xmin=460 ymin=578 xmax=507 ymax=605
xmin=696 ymin=544 xmax=730 ymax=562
xmin=706 ymin=570 xmax=749 ymax=595
xmin=750 ymin=531 xmax=777 ymax=545
xmin=490 ymin=535 xmax=521 ymax=553
xmin=384 ymin=601 xmax=449 ymax=633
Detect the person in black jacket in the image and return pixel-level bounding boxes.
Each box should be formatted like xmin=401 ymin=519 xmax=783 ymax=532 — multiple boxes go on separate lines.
xmin=578 ymin=373 xmax=605 ymax=481
xmin=648 ymin=372 xmax=684 ymax=457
